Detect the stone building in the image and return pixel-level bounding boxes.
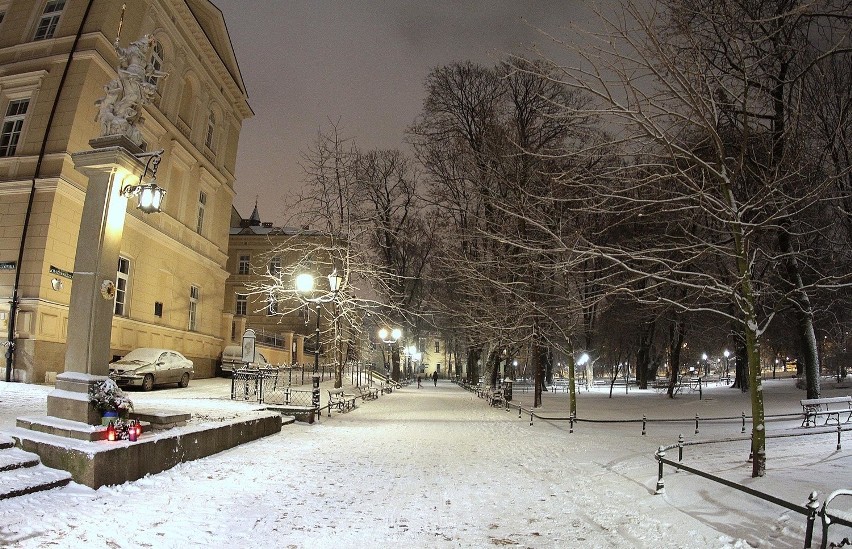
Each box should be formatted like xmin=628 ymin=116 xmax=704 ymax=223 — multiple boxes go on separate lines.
xmin=0 ymin=0 xmax=251 ymax=382
xmin=225 ymin=204 xmax=346 ymax=370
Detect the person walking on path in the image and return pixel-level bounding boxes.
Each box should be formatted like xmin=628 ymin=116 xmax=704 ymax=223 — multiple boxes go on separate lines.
xmin=417 ymin=375 xmax=422 ymax=388
xmin=432 ymin=371 xmax=438 ymax=386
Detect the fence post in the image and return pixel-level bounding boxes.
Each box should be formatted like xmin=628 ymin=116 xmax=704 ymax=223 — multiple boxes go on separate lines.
xmin=695 ymin=414 xmax=699 ymax=435
xmin=655 ymin=447 xmax=666 ymax=495
xmin=803 ymin=491 xmax=819 ymax=549
xmin=570 ymin=412 xmax=574 ymax=434
xmin=530 ymin=410 xmax=534 ymax=427
xmin=642 ymin=414 xmax=647 ymax=436
xmin=742 ymin=411 xmax=746 ymax=434
xmin=838 ymin=423 xmax=842 ymax=451
xmin=678 ymin=433 xmax=684 ymax=464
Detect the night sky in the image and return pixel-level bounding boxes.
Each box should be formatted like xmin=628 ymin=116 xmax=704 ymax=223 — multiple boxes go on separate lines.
xmin=211 ymin=1 xmax=606 ymax=225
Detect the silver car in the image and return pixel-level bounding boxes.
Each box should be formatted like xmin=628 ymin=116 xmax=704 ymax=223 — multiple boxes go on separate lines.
xmin=109 ymin=348 xmax=194 ymax=391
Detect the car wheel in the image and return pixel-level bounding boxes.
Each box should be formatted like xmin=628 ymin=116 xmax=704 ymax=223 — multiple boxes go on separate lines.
xmin=179 ymin=372 xmax=190 ymax=388
xmin=142 ymin=374 xmax=154 ymax=392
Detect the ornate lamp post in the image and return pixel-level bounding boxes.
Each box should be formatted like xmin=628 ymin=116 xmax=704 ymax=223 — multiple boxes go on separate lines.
xmin=378 ymin=327 xmax=402 ymax=381
xmin=295 ymin=269 xmax=343 ymax=410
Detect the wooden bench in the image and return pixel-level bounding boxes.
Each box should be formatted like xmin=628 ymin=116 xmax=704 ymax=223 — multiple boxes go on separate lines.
xmin=487 ymin=388 xmax=504 ymax=407
xmin=356 ymin=385 xmax=379 ymax=401
xmin=327 ymin=388 xmax=357 ymax=415
xmin=801 ymin=396 xmax=852 ymax=427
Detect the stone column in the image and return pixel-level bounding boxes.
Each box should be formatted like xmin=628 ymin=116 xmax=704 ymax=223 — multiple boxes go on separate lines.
xmin=47 ymin=143 xmax=146 ymax=425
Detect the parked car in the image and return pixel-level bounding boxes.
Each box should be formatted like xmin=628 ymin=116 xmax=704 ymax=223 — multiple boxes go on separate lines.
xmin=218 ymin=345 xmax=269 ymax=376
xmin=109 ymin=348 xmax=194 ymax=391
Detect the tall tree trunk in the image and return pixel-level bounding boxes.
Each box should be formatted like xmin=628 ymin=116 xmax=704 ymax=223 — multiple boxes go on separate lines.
xmin=637 ymin=320 xmax=655 ymax=390
xmin=567 ymin=339 xmax=577 ymax=417
xmin=779 ymin=231 xmax=821 ymax=399
xmin=391 ymin=344 xmax=401 ymax=382
xmin=667 ymin=320 xmax=685 ymax=398
xmin=466 ymin=346 xmax=481 ymax=385
xmin=533 ymin=339 xmax=545 ymax=408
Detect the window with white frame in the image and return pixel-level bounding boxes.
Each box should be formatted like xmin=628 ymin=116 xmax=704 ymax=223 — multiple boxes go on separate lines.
xmin=188 ymin=285 xmax=199 ymax=331
xmin=146 ymin=41 xmax=164 ymax=87
xmin=205 ymin=112 xmax=215 ymax=151
xmin=435 ymin=340 xmax=440 ymax=353
xmin=33 ymin=0 xmax=65 ymax=41
xmin=196 ymin=190 xmax=206 ymax=234
xmin=0 ymin=99 xmax=29 ymax=157
xmin=235 ymin=293 xmax=247 ymax=316
xmin=114 ymin=257 xmax=130 ymax=316
xmin=269 ymin=256 xmax=281 ymax=277
xmin=238 ymin=254 xmax=250 ymax=275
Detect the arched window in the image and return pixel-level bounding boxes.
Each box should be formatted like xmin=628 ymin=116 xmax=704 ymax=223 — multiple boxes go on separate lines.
xmin=205 ymin=112 xmax=215 ymax=151
xmin=178 ymin=78 xmax=195 ymax=126
xmin=146 ymin=41 xmax=164 ymax=87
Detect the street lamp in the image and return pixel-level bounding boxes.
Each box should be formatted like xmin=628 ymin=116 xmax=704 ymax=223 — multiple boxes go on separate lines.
xmin=406 ymin=344 xmax=417 ymax=378
xmin=121 ymin=150 xmax=166 ymax=213
xmin=296 ymin=269 xmax=343 ymax=411
xmin=295 ymin=269 xmax=344 ymax=375
xmin=378 ymin=327 xmax=402 ymax=381
xmin=723 ymin=350 xmax=730 ymax=380
xmin=701 ymin=353 xmax=708 ymax=377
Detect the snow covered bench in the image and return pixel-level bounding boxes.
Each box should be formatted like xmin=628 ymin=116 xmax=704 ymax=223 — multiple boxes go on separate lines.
xmin=356 ymin=385 xmax=379 ymax=401
xmin=487 ymin=388 xmax=504 ymax=407
xmin=327 ymin=388 xmax=356 ymax=416
xmin=800 ymin=396 xmax=852 ymax=427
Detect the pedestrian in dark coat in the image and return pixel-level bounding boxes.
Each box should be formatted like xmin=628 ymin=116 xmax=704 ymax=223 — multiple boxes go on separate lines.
xmin=432 ymin=370 xmax=438 ymax=386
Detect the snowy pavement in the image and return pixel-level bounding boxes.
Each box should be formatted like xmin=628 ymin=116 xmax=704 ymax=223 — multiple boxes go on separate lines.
xmin=0 ymin=376 xmax=851 ymax=548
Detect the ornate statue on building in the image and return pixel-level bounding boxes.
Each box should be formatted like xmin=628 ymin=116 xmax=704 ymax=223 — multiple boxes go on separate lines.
xmin=95 ymin=34 xmax=167 ymax=146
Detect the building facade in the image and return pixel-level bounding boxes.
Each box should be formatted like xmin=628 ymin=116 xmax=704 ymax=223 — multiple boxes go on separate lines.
xmin=0 ymin=0 xmax=252 ymax=382
xmin=226 ymin=204 xmax=341 ymax=369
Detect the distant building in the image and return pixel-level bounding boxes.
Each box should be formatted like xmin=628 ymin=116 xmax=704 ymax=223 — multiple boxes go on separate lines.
xmin=0 ymin=1 xmax=252 ymax=382
xmin=226 ymin=204 xmax=340 ymax=369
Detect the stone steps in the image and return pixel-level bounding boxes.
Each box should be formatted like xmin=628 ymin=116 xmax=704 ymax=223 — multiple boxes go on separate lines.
xmin=0 ymin=434 xmax=73 ymax=500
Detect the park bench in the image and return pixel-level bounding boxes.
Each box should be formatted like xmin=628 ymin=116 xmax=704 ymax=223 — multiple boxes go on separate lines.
xmin=327 ymin=388 xmax=357 ymax=415
xmin=356 ymin=385 xmax=379 ymax=401
xmin=800 ymin=396 xmax=852 ymax=427
xmin=487 ymin=387 xmax=504 ymax=407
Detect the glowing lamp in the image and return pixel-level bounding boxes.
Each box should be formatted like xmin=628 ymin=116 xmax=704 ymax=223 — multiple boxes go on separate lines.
xmin=135 ymin=421 xmax=142 ymax=439
xmin=106 ymin=421 xmax=116 ymax=442
xmin=128 ymin=420 xmax=138 ymax=442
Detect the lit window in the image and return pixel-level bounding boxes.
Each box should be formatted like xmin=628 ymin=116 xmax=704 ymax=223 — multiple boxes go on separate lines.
xmin=33 ymin=0 xmax=65 ymax=41
xmin=0 ymin=99 xmax=29 ymax=157
xmin=114 ymin=257 xmax=130 ymax=316
xmin=196 ymin=190 xmax=206 ymax=234
xmin=235 ymin=294 xmax=247 ymax=316
xmin=189 ymin=285 xmax=199 ymax=331
xmin=205 ymin=112 xmax=215 ymax=151
xmin=147 ymin=41 xmax=164 ymax=87
xmin=238 ymin=255 xmax=250 ymax=275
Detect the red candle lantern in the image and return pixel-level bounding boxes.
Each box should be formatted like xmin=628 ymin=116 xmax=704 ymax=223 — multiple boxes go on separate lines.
xmin=128 ymin=420 xmax=138 ymax=442
xmin=106 ymin=421 xmax=116 ymax=441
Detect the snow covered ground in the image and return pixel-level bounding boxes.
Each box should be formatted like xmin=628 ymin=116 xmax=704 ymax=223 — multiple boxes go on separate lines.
xmin=0 ymin=375 xmax=850 ymax=548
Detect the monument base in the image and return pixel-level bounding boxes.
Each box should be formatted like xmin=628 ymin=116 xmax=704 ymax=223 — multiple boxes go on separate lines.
xmin=46 ymin=372 xmax=106 ymax=425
